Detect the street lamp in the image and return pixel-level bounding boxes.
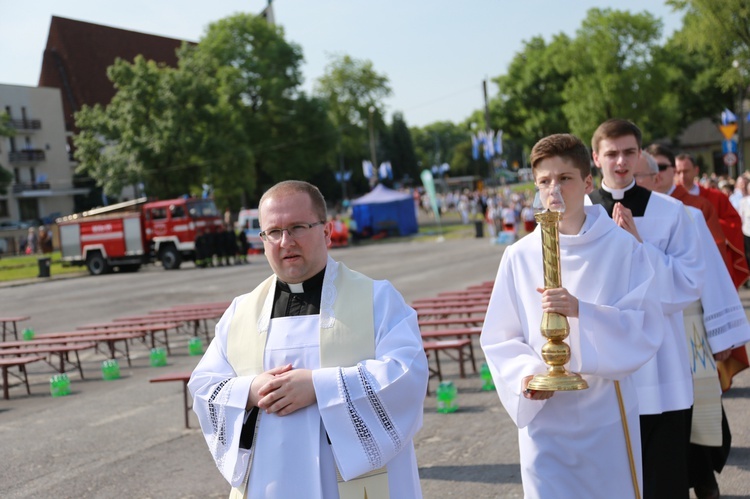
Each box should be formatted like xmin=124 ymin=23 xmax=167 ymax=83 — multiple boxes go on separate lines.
xmin=733 ymin=59 xmax=746 ymax=174
xmin=368 ymin=106 xmax=377 ymax=186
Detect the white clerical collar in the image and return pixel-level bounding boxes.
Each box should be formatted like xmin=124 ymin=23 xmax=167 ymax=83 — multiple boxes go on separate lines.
xmin=688 ymin=184 xmax=700 ymax=196
xmin=288 ymin=282 xmax=305 ymax=293
xmin=601 ymin=179 xmax=636 ymax=200
xmin=666 ymin=184 xmax=676 ymax=196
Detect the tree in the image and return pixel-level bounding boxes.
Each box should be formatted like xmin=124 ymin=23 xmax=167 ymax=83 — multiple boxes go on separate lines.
xmin=490 ymin=35 xmax=573 ymax=152
xmin=74 ymin=13 xmax=335 ymax=209
xmin=189 ymin=14 xmax=335 ymax=203
xmin=557 ymin=8 xmax=672 ymax=143
xmin=668 ymin=0 xmax=750 ymax=92
xmin=385 ymin=112 xmax=419 ymax=183
xmin=315 ymin=54 xmax=392 ymax=193
xmin=0 ymin=112 xmax=13 ymax=194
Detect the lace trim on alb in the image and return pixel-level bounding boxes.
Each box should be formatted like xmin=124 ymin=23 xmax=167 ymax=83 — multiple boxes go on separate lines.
xmin=358 ymin=364 xmax=402 ymax=452
xmin=338 ymin=366 xmax=382 ymax=468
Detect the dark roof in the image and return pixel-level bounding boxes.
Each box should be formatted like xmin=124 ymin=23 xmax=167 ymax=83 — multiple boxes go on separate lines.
xmin=38 ymin=16 xmax=188 ymax=132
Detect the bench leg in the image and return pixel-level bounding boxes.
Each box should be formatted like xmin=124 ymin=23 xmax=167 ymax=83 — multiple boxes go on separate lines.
xmin=75 ymin=350 xmax=85 ymax=380
xmin=434 ymin=351 xmax=442 ymax=381
xmin=2 ymin=366 xmax=8 ymax=400
xmin=20 ymin=364 xmax=30 ymax=395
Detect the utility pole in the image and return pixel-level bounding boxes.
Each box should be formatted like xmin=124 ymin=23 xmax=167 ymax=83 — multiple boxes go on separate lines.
xmin=482 ymin=79 xmax=493 ymax=180
xmin=368 ymin=106 xmax=377 ymax=187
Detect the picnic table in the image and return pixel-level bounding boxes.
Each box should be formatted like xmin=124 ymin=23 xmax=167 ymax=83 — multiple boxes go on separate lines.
xmin=421 ymin=327 xmax=482 ymax=379
xmin=112 ymin=310 xmax=223 ymax=341
xmin=418 ymin=317 xmax=484 ymax=329
xmin=0 ymin=341 xmax=96 ymax=378
xmin=67 ymin=323 xmax=180 ymax=354
xmin=0 ymin=315 xmax=31 ymax=341
xmin=149 ymin=302 xmax=230 ymax=314
xmin=150 ymin=372 xmax=194 ymax=428
xmin=416 ymin=306 xmax=487 ymax=319
xmin=0 ymin=355 xmax=45 ymax=399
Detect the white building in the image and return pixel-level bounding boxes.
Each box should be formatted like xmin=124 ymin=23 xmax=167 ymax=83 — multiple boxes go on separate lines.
xmin=0 ymin=84 xmax=87 ymax=225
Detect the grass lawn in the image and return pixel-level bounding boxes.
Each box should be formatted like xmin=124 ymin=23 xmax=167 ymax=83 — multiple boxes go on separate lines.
xmin=0 ymin=252 xmax=85 ymax=282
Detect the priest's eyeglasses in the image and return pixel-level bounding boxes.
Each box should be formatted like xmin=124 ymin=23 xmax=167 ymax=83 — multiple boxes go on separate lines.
xmin=259 ymin=221 xmax=326 ymax=243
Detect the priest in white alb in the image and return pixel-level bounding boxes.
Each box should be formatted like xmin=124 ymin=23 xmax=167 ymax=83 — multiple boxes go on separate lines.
xmin=481 ymin=134 xmax=665 ymax=498
xmin=189 ymin=180 xmax=427 ymax=499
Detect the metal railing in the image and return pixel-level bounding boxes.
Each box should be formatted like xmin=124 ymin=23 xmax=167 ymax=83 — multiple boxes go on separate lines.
xmin=12 ymin=182 xmax=51 ymax=193
xmin=8 ymin=150 xmax=45 ymax=162
xmin=8 ymin=119 xmax=42 ymax=131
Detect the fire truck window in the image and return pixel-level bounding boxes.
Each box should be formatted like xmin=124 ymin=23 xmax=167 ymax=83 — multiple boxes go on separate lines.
xmin=170 ymin=205 xmax=185 ymax=218
xmin=151 ymin=208 xmax=167 ymax=220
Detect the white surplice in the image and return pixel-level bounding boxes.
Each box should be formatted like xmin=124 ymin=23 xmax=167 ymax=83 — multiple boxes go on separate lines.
xmin=627 ymin=192 xmax=705 ymax=414
xmin=188 ymin=260 xmax=427 ymax=499
xmin=481 ymin=205 xmax=664 ymax=499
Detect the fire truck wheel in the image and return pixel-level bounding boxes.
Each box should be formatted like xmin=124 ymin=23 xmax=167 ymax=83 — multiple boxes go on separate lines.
xmin=160 ymin=246 xmax=182 ymax=270
xmin=86 ymin=252 xmax=110 ymax=276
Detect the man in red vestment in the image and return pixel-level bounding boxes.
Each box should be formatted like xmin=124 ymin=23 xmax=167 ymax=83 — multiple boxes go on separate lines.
xmin=674 ymin=153 xmax=749 ymax=289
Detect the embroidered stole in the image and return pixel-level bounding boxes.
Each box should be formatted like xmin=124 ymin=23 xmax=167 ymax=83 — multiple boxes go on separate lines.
xmin=226 ymin=263 xmax=390 ymax=498
xmin=683 ymin=300 xmax=722 ymax=446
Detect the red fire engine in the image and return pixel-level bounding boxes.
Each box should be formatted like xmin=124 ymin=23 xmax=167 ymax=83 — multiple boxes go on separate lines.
xmin=57 ymin=197 xmax=223 ymax=275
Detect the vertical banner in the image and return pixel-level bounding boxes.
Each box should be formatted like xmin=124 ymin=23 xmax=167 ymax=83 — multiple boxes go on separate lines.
xmin=420 ymin=169 xmax=440 ymax=223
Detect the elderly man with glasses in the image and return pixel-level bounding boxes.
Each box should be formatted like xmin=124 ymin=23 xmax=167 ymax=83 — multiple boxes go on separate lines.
xmin=189 ymin=180 xmax=427 ymax=499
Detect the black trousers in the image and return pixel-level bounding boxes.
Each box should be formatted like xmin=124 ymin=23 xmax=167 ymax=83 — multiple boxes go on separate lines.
xmin=640 ymin=408 xmax=692 ymax=499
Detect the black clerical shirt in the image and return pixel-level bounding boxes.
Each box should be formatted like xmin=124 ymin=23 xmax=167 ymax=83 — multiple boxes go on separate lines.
xmin=588 ymin=183 xmax=652 ymax=217
xmin=271 ymin=267 xmax=326 ymax=318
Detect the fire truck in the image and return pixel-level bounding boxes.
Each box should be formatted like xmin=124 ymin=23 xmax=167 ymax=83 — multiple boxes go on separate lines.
xmin=56 ymin=197 xmax=223 ymax=275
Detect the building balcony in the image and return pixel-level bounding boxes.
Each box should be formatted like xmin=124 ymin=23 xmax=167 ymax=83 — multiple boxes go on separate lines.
xmin=8 ymin=119 xmax=41 ymax=131
xmin=8 ymin=150 xmax=45 ymax=163
xmin=12 ymin=181 xmax=51 ymax=194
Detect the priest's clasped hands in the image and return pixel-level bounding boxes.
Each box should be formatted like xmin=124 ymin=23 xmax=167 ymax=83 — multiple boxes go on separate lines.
xmin=247 ymin=364 xmax=318 ymax=416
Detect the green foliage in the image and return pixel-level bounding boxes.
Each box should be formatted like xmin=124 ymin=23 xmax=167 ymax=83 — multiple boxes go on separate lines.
xmin=74 ymin=13 xmax=335 ymax=210
xmin=385 ymin=112 xmax=419 ymax=182
xmin=557 ymin=8 xmax=670 ymax=143
xmin=491 ymin=35 xmax=573 ymax=152
xmin=315 ymin=54 xmax=392 ymax=191
xmin=668 ymin=0 xmax=750 ymax=92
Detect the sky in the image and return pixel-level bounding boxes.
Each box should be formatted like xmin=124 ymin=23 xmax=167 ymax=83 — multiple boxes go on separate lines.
xmin=0 ymin=0 xmax=684 ymax=128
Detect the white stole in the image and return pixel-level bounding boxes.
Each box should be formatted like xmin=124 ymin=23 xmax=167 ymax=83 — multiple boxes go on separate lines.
xmin=226 ymin=262 xmax=390 ymax=498
xmin=683 ymin=301 xmax=722 ymax=446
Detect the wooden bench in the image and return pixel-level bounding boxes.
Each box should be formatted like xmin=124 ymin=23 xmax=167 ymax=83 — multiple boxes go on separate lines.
xmin=62 ymin=323 xmax=179 ymax=354
xmin=0 ymin=355 xmax=45 ymax=399
xmin=418 ymin=317 xmax=484 ymax=329
xmin=416 ymin=306 xmax=487 ymax=319
xmin=150 ymin=372 xmax=193 ymax=429
xmin=0 ymin=343 xmax=96 ymax=379
xmin=421 ymin=327 xmax=482 ymax=376
xmin=423 ymin=338 xmax=473 ymax=382
xmin=0 ymin=315 xmax=31 ymax=341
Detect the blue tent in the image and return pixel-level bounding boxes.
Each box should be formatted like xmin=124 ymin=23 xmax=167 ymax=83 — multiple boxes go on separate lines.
xmin=351 ymin=184 xmax=418 ymax=237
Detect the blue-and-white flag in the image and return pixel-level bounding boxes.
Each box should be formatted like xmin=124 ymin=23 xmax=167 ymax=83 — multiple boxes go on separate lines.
xmin=722 ymin=108 xmax=738 ymax=125
xmin=379 ymin=161 xmax=393 ymax=180
xmin=362 ymin=160 xmax=374 ymax=179
xmin=495 ymin=129 xmax=503 ymax=155
xmin=471 ymin=134 xmax=479 ymax=160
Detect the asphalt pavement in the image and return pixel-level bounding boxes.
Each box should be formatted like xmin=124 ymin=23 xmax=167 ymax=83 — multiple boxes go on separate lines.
xmin=1 ymin=233 xmax=749 ymax=498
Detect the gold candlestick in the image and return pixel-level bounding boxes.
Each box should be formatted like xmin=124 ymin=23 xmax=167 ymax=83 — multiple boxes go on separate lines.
xmin=527 ymin=209 xmax=588 ymax=392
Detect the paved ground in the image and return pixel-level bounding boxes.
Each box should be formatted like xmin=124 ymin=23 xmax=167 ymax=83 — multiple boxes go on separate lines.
xmin=1 ymin=233 xmax=749 ymax=498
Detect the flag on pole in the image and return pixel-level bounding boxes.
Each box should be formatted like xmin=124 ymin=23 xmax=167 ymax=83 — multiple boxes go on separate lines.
xmin=471 ymin=135 xmax=479 ymax=160
xmin=362 ymin=160 xmax=374 ymax=179
xmin=379 ymin=161 xmax=393 ymax=180
xmin=495 ymin=129 xmax=503 ymax=155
